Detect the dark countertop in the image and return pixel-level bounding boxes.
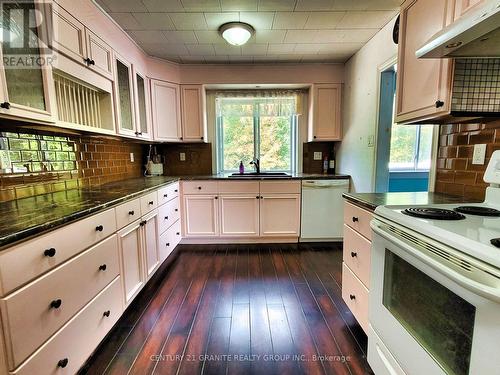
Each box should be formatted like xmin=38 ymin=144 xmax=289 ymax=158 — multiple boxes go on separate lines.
xmin=180 ymin=173 xmax=350 ymax=180
xmin=343 ymin=192 xmax=480 ymax=212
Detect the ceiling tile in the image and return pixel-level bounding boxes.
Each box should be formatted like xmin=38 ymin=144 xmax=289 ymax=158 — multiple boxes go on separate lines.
xmin=156 ymin=43 xmax=190 ymax=55
xmin=254 ymin=29 xmax=285 ymax=43
xmin=229 ymin=56 xmax=254 ymax=62
xmin=314 ymin=29 xmax=378 ymax=43
xmin=293 ymin=43 xmax=322 ymax=54
xmin=221 ymin=0 xmax=258 ymax=11
xmin=316 ymin=42 xmax=363 ymax=54
xmin=276 ymin=54 xmax=302 ymax=61
xmin=253 ymin=55 xmax=279 ymax=62
xmin=99 ymin=0 xmax=147 ymax=12
xmin=142 ymin=0 xmax=184 ymax=12
xmin=109 ymin=13 xmax=142 ymax=30
xmin=180 ymin=0 xmax=221 ymax=12
xmin=132 ymin=13 xmax=175 ymax=30
xmin=283 ymin=30 xmax=319 ymax=43
xmin=186 ymin=44 xmax=216 ymax=55
xmin=204 ymin=12 xmax=239 ymax=30
xmin=162 ymin=30 xmax=198 ymax=43
xmin=331 ymin=0 xmax=401 ymax=11
xmin=205 ymin=55 xmax=230 ymax=62
xmin=180 ymin=55 xmax=206 ymax=63
xmin=304 ymin=12 xmax=345 ymax=29
xmin=194 ymin=30 xmax=222 ymax=43
xmin=214 ymin=44 xmax=242 ymax=55
xmin=240 ymin=12 xmax=275 ymax=29
xmin=268 ymin=43 xmax=296 ymax=54
xmin=169 ymin=13 xmax=208 ymax=30
xmin=272 ymin=12 xmax=309 ymax=29
xmin=258 ymin=0 xmax=297 ymax=11
xmin=295 ymin=0 xmax=335 ymax=11
xmin=241 ymin=44 xmax=268 ymax=55
xmin=129 ymin=30 xmax=168 ymax=44
xmin=337 ymin=11 xmax=396 ymax=28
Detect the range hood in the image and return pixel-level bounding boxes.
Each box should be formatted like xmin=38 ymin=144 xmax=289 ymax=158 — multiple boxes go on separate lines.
xmin=416 ymin=1 xmax=500 ymax=58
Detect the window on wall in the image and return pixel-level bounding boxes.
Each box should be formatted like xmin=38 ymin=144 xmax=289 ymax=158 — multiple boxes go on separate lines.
xmin=216 ymin=94 xmax=298 ymax=173
xmin=389 ymin=124 xmax=433 ymax=171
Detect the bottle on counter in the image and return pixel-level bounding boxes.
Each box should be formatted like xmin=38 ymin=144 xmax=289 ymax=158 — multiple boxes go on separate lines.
xmin=328 ymin=148 xmax=335 ymax=174
xmin=323 ymin=156 xmax=328 ymax=175
xmin=239 ymin=161 xmax=244 ymax=174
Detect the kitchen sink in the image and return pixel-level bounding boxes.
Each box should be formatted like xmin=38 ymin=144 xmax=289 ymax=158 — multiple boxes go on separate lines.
xmin=229 ymin=172 xmax=291 ymax=178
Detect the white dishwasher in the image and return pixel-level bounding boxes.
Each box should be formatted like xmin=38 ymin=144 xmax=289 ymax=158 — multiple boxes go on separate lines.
xmin=300 ymin=179 xmax=349 ymax=241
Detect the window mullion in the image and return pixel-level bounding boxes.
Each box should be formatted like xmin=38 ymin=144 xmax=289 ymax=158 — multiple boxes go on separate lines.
xmin=254 ymin=100 xmax=260 ymax=162
xmin=415 ymin=125 xmax=422 ymax=170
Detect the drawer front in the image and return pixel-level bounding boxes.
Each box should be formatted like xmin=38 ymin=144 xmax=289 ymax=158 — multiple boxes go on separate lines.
xmin=1 ymin=235 xmax=119 ymax=369
xmin=140 ymin=191 xmax=158 ymax=215
xmin=182 ymin=181 xmax=218 ymax=194
xmin=115 ymin=198 xmax=141 ymax=229
xmin=260 ymin=181 xmax=301 ymax=194
xmin=344 ymin=201 xmax=373 ymax=240
xmin=158 ymin=220 xmax=181 ymax=263
xmin=158 ymin=197 xmax=180 ymax=235
xmin=342 ymin=263 xmax=369 ymax=334
xmin=0 ymin=209 xmax=116 ymax=296
xmin=218 ymin=181 xmax=259 ymax=194
xmin=157 ymin=182 xmax=180 ymax=206
xmin=343 ymin=225 xmax=371 ymax=288
xmin=11 ymin=277 xmax=123 ymax=375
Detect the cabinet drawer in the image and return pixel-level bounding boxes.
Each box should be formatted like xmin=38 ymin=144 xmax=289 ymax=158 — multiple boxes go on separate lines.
xmin=158 ymin=197 xmax=180 ymax=235
xmin=218 ymin=181 xmax=259 ymax=194
xmin=343 ymin=225 xmax=371 ymax=288
xmin=157 ymin=182 xmax=180 ymax=206
xmin=140 ymin=191 xmax=158 ymax=215
xmin=182 ymin=181 xmax=218 ymax=194
xmin=342 ymin=263 xmax=369 ymax=334
xmin=344 ymin=202 xmax=373 ymax=240
xmin=158 ymin=220 xmax=181 ymax=263
xmin=260 ymin=181 xmax=301 ymax=194
xmin=115 ymin=198 xmax=141 ymax=229
xmin=11 ymin=277 xmax=123 ymax=375
xmin=0 ymin=208 xmax=116 ymax=296
xmin=1 ymin=235 xmax=119 ymax=369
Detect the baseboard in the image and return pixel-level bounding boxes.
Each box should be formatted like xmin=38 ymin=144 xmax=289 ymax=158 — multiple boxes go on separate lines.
xmin=180 ymin=237 xmax=299 ymax=244
xmin=299 ymin=237 xmax=343 ymax=242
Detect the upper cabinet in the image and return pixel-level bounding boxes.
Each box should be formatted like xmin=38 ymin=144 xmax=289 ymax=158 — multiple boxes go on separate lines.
xmin=114 ymin=54 xmax=136 ymax=137
xmin=454 ymin=0 xmax=485 ymax=19
xmin=180 ymin=85 xmax=207 ymax=142
xmin=0 ymin=0 xmax=55 ymax=123
xmin=395 ymin=0 xmax=454 ymax=124
xmin=151 ymin=80 xmax=182 ymax=142
xmin=308 ymin=83 xmax=342 ymax=141
xmin=133 ymin=69 xmax=153 ymax=140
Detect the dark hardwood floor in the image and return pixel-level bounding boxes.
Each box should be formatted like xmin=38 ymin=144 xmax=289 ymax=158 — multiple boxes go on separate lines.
xmin=81 ymin=243 xmax=373 ymax=375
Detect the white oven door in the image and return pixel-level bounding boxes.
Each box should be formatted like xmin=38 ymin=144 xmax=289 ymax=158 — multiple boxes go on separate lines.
xmin=369 ymin=218 xmax=500 ymax=375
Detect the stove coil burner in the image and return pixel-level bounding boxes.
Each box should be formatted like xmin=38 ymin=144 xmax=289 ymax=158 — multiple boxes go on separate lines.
xmin=454 ymin=206 xmax=500 ymax=217
xmin=402 ymin=207 xmax=466 ymax=220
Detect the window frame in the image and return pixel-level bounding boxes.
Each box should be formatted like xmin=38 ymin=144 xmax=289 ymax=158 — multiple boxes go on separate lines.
xmin=389 ymin=124 xmax=432 ymax=172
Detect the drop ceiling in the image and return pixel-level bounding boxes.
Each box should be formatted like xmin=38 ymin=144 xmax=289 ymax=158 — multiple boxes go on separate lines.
xmin=95 ymin=0 xmax=402 ymax=64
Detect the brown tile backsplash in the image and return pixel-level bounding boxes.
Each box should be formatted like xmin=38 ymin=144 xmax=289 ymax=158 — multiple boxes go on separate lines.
xmin=435 ymin=119 xmax=500 ymax=200
xmin=302 ymin=141 xmax=337 ymax=174
xmin=159 ymin=143 xmax=212 ymax=176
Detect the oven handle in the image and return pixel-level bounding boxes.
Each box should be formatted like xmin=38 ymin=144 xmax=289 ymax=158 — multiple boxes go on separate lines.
xmin=371 ymin=220 xmax=500 ymax=303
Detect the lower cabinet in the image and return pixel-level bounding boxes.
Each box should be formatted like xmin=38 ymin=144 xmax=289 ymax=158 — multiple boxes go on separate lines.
xmin=259 ymin=194 xmax=301 ymax=237
xmin=158 ymin=220 xmax=181 ymax=263
xmin=219 ymin=195 xmax=260 ymax=237
xmin=142 ymin=211 xmax=160 ymax=280
xmin=183 ymin=195 xmax=219 ymax=237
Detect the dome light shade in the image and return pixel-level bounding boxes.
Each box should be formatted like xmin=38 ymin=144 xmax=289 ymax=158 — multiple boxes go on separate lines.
xmin=219 ymin=22 xmax=254 ymax=46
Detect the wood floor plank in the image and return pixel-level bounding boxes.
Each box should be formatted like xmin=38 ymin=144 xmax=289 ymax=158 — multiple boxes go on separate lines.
xmin=202 ymin=317 xmax=231 ymax=375
xmin=259 ymin=247 xmax=283 ymax=305
xmin=227 ymin=303 xmax=251 ymax=375
xmin=213 ymin=249 xmax=237 ymax=318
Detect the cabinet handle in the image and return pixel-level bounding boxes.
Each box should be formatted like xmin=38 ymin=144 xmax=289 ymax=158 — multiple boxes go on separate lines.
xmin=50 ymin=299 xmax=62 ymax=309
xmin=99 ymin=264 xmax=107 ymax=271
xmin=44 ymin=247 xmax=56 ymax=257
xmin=103 ymin=310 xmax=110 ymax=317
xmin=57 ymin=358 xmax=69 ymax=368
xmin=349 ymin=294 xmax=356 ymax=300
xmin=166 ymin=242 xmax=170 ymax=247
xmin=0 ymin=101 xmax=10 ymax=109
xmin=352 ymin=217 xmax=359 ymax=223
xmin=148 ymin=201 xmax=154 ymax=205
xmin=350 ymin=252 xmax=357 ymax=258
xmin=164 ymin=216 xmax=169 ymax=220
xmin=96 ymin=225 xmax=104 ymax=232
xmin=435 ymin=100 xmax=444 ymax=108
xmin=163 ymin=193 xmax=168 ymax=197
xmin=128 ymin=210 xmax=135 ymax=215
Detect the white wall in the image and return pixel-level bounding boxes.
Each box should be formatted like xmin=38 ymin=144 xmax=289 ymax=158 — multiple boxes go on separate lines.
xmin=336 ymin=17 xmax=398 ymax=193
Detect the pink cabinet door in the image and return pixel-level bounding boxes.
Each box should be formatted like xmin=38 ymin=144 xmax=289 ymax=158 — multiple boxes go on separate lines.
xmin=85 ymin=28 xmax=113 ymax=79
xmin=454 ymin=0 xmax=485 ymax=19
xmin=395 ymin=0 xmax=454 ymax=124
xmin=183 ymin=195 xmax=219 ymax=237
xmin=133 ymin=69 xmax=153 ymax=140
xmin=52 ymin=4 xmax=87 ymax=64
xmin=142 ymin=210 xmax=160 ymax=280
xmin=259 ymin=194 xmax=300 ymax=237
xmin=114 ymin=53 xmax=136 ymax=137
xmin=308 ymin=84 xmax=342 ymax=141
xmin=117 ymin=220 xmax=144 ymax=306
xmin=151 ymin=80 xmax=182 ymax=142
xmin=181 ymin=85 xmax=206 ymax=142
xmin=220 ymin=195 xmax=260 ymax=237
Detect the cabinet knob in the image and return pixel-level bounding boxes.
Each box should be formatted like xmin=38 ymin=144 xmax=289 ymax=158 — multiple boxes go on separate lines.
xmin=349 ymin=294 xmax=356 ymax=300
xmin=200 ymin=136 xmax=204 ymax=140
xmin=174 ymin=189 xmax=178 ymax=193
xmin=50 ymin=299 xmax=62 ymax=309
xmin=99 ymin=264 xmax=107 ymax=271
xmin=180 ymin=137 xmax=183 ymax=140
xmin=84 ymin=57 xmax=91 ymax=64
xmin=256 ymin=196 xmax=260 ymax=199
xmin=435 ymin=100 xmax=444 ymax=108
xmin=166 ymin=242 xmax=170 ymax=247
xmin=175 ymin=208 xmax=178 ymax=212
xmin=313 ymin=135 xmax=317 ymax=139
xmin=57 ymin=358 xmax=69 ymax=368
xmin=140 ymin=220 xmax=146 ymax=226
xmin=103 ymin=310 xmax=110 ymax=317
xmin=350 ymin=252 xmax=357 ymax=258
xmin=176 ymin=232 xmax=180 ymax=236
xmin=89 ymin=59 xmax=95 ymax=65
xmin=352 ymin=217 xmax=359 ymax=223
xmin=96 ymin=225 xmax=104 ymax=232
xmin=128 ymin=210 xmax=135 ymax=215
xmin=197 ymin=186 xmax=202 ymax=190
xmin=44 ymin=247 xmax=56 ymax=257
xmin=148 ymin=201 xmax=154 ymax=205
xmin=164 ymin=216 xmax=169 ymax=220
xmin=260 ymin=196 xmax=263 ymax=199
xmin=164 ymin=194 xmax=168 ymax=197
xmin=0 ymin=101 xmax=10 ymax=109
xmin=215 ymin=196 xmax=218 ymax=199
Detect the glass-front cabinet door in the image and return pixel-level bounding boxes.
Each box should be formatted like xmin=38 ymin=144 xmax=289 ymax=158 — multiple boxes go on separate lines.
xmin=0 ymin=0 xmax=54 ymax=122
xmin=114 ymin=53 xmax=135 ymax=137
xmin=133 ymin=69 xmax=152 ymax=140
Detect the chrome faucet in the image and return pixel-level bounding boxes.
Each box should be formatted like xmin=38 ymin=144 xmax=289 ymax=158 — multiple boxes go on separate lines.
xmin=250 ymin=158 xmax=260 ymax=173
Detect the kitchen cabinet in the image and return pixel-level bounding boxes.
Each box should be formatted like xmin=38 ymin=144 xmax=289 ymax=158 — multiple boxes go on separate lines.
xmin=85 ymin=29 xmax=114 ymax=79
xmin=308 ymin=83 xmax=342 ymax=141
xmin=395 ymin=0 xmax=454 ymax=124
xmin=142 ymin=211 xmax=160 ymax=280
xmin=133 ymin=68 xmax=153 ymax=140
xmin=183 ymin=195 xmax=219 ymax=237
xmin=180 ymin=85 xmax=207 ymax=142
xmin=220 ymin=195 xmax=260 ymax=237
xmin=454 ymin=0 xmax=485 ymax=18
xmin=114 ymin=53 xmax=136 ymax=137
xmin=259 ymin=194 xmax=301 ymax=237
xmin=151 ymin=79 xmax=182 ymax=142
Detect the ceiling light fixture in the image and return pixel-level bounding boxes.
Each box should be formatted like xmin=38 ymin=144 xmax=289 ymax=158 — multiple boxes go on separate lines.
xmin=219 ymin=22 xmax=254 ymax=46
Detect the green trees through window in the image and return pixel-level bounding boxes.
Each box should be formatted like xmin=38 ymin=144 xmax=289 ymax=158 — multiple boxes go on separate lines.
xmin=389 ymin=124 xmax=433 ymax=171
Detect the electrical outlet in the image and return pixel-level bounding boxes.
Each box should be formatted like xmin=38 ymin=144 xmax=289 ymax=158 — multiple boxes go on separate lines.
xmin=368 ymin=135 xmax=375 ymax=147
xmin=180 ymin=152 xmax=186 ymax=161
xmin=472 ymin=144 xmax=487 ymax=165
xmin=313 ymin=152 xmax=322 ymax=161
xmin=129 ymin=153 xmax=134 ymax=162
